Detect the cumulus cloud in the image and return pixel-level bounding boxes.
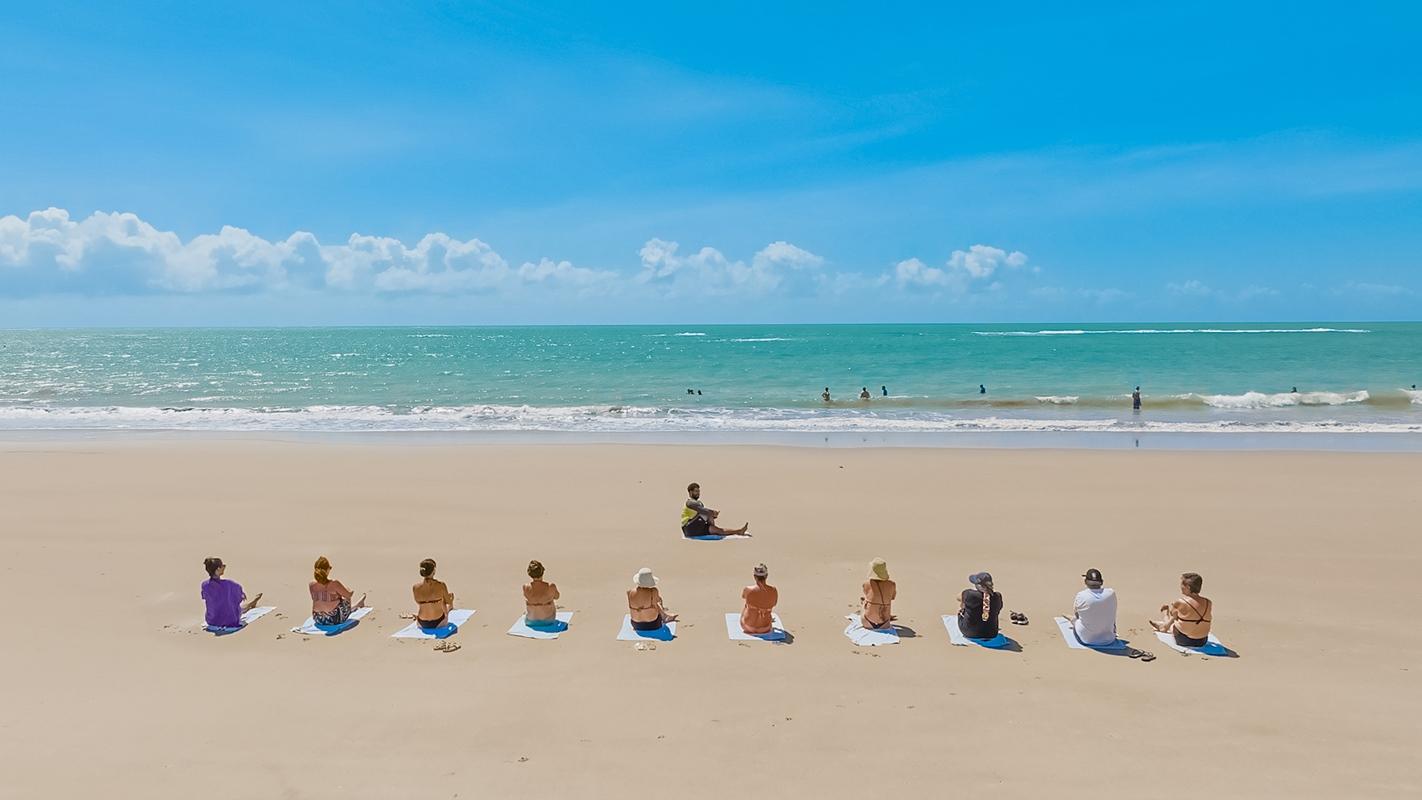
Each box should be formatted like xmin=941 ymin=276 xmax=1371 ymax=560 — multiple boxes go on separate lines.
xmin=893 ymin=245 xmax=1029 ymax=291
xmin=1167 ymin=280 xmax=1280 ymax=302
xmin=636 ymin=238 xmax=826 ymax=295
xmin=0 ymin=208 xmax=613 ymax=297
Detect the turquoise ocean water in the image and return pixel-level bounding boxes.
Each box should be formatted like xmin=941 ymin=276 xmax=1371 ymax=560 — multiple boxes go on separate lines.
xmin=1 ymin=324 xmax=1419 ymax=436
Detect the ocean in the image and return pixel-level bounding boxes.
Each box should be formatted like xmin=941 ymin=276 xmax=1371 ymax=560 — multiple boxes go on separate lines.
xmin=1 ymin=324 xmax=1420 ymax=439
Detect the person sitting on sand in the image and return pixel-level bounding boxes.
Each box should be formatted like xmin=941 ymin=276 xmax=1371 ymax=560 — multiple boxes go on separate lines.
xmin=741 ymin=563 xmax=779 ymax=635
xmin=860 ymin=558 xmax=896 ymax=629
xmin=958 ymin=571 xmax=1004 ymax=639
xmin=201 ymin=557 xmax=262 ymax=629
xmin=523 ymin=560 xmax=560 ymax=626
xmin=310 ymin=556 xmax=366 ymax=626
xmin=1150 ymin=572 xmax=1213 ymax=647
xmin=628 ymin=567 xmax=676 ymax=631
xmin=1070 ymin=568 xmax=1117 ymax=646
xmin=412 ymin=558 xmax=454 ymax=630
xmin=681 ymin=482 xmax=749 ymax=537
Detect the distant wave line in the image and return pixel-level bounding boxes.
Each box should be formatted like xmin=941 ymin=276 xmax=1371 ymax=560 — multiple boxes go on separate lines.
xmin=973 ymin=328 xmax=1371 ymax=336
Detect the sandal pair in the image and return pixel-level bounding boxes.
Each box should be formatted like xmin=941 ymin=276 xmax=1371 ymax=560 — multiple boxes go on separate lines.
xmin=1009 ymin=611 xmax=1029 ymax=625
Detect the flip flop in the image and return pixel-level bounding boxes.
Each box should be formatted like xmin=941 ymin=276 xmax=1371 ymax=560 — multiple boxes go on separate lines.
xmin=1010 ymin=612 xmax=1029 ymax=625
xmin=1138 ymin=651 xmax=1156 ymax=662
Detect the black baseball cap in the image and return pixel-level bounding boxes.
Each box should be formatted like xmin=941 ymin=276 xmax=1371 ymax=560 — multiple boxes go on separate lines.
xmin=1082 ymin=568 xmax=1104 ymax=584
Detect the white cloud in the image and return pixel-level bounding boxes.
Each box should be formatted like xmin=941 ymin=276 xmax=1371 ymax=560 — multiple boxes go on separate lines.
xmin=636 ymin=237 xmax=826 ymax=295
xmin=0 ymin=208 xmax=613 ymax=296
xmin=1168 ymin=280 xmax=1281 ymax=303
xmin=893 ymin=245 xmax=1029 ymax=291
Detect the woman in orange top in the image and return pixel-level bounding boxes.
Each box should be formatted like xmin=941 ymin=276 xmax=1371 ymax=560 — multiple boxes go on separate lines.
xmin=740 ymin=563 xmax=778 ymax=634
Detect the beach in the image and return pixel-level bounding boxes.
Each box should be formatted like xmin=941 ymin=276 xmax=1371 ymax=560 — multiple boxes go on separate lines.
xmin=0 ymin=438 xmax=1417 ymax=799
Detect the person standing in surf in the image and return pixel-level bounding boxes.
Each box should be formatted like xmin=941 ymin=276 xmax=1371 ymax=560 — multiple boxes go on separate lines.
xmin=1132 ymin=386 xmax=1142 ymax=411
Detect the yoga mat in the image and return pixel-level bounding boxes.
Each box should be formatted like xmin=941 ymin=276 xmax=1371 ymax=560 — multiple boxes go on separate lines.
xmin=1053 ymin=616 xmax=1128 ymax=651
xmin=942 ymin=615 xmax=1011 ymax=649
xmin=682 ymin=533 xmax=749 ymax=541
xmin=291 ymin=606 xmax=373 ymax=636
xmin=1155 ymin=630 xmax=1229 ymax=656
xmin=205 ymin=606 xmax=275 ymax=634
xmin=725 ymin=612 xmax=787 ymax=641
xmin=843 ymin=615 xmax=899 ymax=646
xmin=391 ymin=609 xmax=475 ymax=639
xmin=617 ymin=614 xmax=676 ymax=641
xmin=507 ymin=611 xmax=575 ymax=639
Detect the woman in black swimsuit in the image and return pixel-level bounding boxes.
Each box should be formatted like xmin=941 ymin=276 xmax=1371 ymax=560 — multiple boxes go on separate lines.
xmin=412 ymin=558 xmax=454 ymax=629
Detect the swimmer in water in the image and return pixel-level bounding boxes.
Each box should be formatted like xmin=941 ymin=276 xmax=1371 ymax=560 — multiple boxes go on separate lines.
xmin=1291 ymin=386 xmax=1298 ymax=393
xmin=979 ymin=384 xmax=986 ymax=394
xmin=881 ymin=385 xmax=887 ymax=396
xmin=860 ymin=387 xmax=871 ymax=400
xmin=822 ymin=387 xmax=831 ymax=403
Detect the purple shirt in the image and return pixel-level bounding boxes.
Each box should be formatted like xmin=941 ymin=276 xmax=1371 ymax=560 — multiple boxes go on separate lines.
xmin=201 ymin=577 xmax=245 ymax=628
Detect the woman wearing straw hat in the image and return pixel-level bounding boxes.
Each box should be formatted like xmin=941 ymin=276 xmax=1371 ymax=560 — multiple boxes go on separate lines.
xmin=860 ymin=558 xmax=897 ymax=630
xmin=628 ymin=567 xmax=677 ymax=631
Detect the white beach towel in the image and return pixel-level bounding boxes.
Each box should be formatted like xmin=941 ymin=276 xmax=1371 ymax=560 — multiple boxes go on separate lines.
xmin=1053 ymin=616 xmax=1128 ymax=651
xmin=843 ymin=615 xmax=899 ymax=646
xmin=291 ymin=606 xmax=373 ymax=636
xmin=617 ymin=614 xmax=676 ymax=641
xmin=205 ymin=606 xmax=275 ymax=634
xmin=1155 ymin=630 xmax=1229 ymax=656
xmin=942 ymin=615 xmax=1012 ymax=649
xmin=507 ymin=612 xmax=575 ymax=640
xmin=725 ymin=612 xmax=787 ymax=641
xmin=391 ymin=609 xmax=476 ymax=639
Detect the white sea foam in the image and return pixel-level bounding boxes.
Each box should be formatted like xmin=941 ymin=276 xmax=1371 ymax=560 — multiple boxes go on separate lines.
xmin=726 ymin=337 xmax=792 ymax=342
xmin=1404 ymin=388 xmax=1422 ymax=405
xmin=0 ymin=404 xmax=1417 ymax=435
xmin=1196 ymin=390 xmax=1370 ymax=409
xmin=673 ymin=332 xmax=706 ymax=336
xmin=975 ymin=328 xmax=1371 ymax=337
xmin=1034 ymin=395 xmax=1080 ymax=404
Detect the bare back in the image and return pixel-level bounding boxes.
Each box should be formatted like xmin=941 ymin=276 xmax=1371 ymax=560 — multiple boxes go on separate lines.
xmin=523 ymin=579 xmax=560 ymax=622
xmin=1171 ymin=593 xmax=1213 ymax=639
xmin=627 ymin=587 xmax=663 ymax=623
xmin=862 ymin=579 xmax=896 ymax=628
xmin=413 ymin=578 xmax=452 ymax=622
xmin=309 ymin=579 xmax=351 ymax=614
xmin=741 ymin=582 xmax=778 ymax=634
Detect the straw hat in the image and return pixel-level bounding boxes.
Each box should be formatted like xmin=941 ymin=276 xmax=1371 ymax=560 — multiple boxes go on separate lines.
xmin=867 ymin=558 xmax=890 ymax=581
xmin=633 ymin=567 xmax=658 ymax=588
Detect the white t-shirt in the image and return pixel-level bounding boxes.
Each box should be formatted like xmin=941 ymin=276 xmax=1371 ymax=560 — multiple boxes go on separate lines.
xmin=1072 ymin=587 xmax=1118 ymax=646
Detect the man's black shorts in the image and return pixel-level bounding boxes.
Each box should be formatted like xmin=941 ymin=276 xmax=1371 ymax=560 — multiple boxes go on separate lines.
xmin=682 ymin=516 xmax=711 ymax=537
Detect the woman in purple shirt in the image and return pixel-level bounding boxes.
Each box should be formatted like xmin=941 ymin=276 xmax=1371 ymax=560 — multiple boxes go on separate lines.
xmin=201 ymin=557 xmax=262 ymax=629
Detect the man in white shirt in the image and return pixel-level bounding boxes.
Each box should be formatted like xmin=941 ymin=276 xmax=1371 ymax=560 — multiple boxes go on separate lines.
xmin=1071 ymin=568 xmax=1118 ymax=646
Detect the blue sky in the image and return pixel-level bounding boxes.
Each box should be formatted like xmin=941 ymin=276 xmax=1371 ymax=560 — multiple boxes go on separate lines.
xmin=2 ymin=2 xmax=1420 ymax=324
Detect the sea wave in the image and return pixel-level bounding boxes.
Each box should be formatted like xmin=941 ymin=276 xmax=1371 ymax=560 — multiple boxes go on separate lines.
xmin=1194 ymin=390 xmax=1370 ymax=409
xmin=0 ymin=404 xmax=1419 ymax=435
xmin=974 ymin=328 xmax=1371 ymax=336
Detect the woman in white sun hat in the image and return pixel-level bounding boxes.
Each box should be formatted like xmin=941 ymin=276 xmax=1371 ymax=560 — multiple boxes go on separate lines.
xmin=627 ymin=567 xmax=677 ymax=631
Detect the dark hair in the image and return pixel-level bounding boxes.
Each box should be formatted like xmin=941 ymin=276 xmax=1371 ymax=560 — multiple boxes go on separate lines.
xmin=203 ymin=557 xmax=223 ymax=578
xmin=1181 ymin=572 xmax=1203 ymax=593
xmin=314 ymin=555 xmax=332 ymax=584
xmin=419 ymin=558 xmax=437 ymax=578
xmin=527 ymin=560 xmax=545 ymax=579
xmin=687 ymin=482 xmax=699 ymax=492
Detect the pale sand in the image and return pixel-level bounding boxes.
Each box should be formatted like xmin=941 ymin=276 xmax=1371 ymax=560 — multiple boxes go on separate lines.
xmin=0 ymin=440 xmax=1418 ymax=799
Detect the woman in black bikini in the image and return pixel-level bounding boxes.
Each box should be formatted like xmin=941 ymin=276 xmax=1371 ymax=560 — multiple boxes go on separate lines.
xmin=628 ymin=567 xmax=676 ymax=631
xmin=1150 ymin=572 xmax=1213 ymax=646
xmin=412 ymin=558 xmax=454 ymax=630
xmin=860 ymin=558 xmax=896 ymax=630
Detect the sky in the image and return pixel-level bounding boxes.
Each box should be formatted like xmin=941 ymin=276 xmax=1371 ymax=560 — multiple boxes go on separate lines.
xmin=2 ymin=2 xmax=1420 ymax=325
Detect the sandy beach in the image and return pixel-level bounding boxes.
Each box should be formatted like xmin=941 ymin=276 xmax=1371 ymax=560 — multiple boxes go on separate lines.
xmin=0 ymin=438 xmax=1418 ymax=799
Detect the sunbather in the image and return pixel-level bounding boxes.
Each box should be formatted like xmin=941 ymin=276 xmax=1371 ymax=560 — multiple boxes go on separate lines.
xmin=1070 ymin=567 xmax=1117 ymax=646
xmin=681 ymin=482 xmax=749 ymax=537
xmin=201 ymin=557 xmax=262 ymax=629
xmin=860 ymin=558 xmax=896 ymax=629
xmin=523 ymin=560 xmax=560 ymax=626
xmin=412 ymin=558 xmax=454 ymax=630
xmin=1150 ymin=572 xmax=1213 ymax=647
xmin=310 ymin=556 xmax=365 ymax=626
xmin=958 ymin=571 xmax=1004 ymax=639
xmin=628 ymin=567 xmax=676 ymax=631
xmin=741 ymin=563 xmax=779 ymax=634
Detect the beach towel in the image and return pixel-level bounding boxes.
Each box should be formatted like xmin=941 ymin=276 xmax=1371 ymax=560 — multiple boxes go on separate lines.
xmin=391 ymin=609 xmax=476 ymax=640
xmin=291 ymin=606 xmax=373 ymax=636
xmin=507 ymin=612 xmax=575 ymax=639
xmin=682 ymin=533 xmax=749 ymax=541
xmin=617 ymin=614 xmax=676 ymax=641
xmin=843 ymin=615 xmax=899 ymax=646
xmin=205 ymin=606 xmax=275 ymax=634
xmin=725 ymin=612 xmax=787 ymax=642
xmin=942 ymin=615 xmax=1012 ymax=649
xmin=1053 ymin=616 xmax=1129 ymax=651
xmin=1155 ymin=630 xmax=1229 ymax=656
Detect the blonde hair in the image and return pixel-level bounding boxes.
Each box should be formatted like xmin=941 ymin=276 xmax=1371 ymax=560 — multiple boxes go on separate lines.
xmin=313 ymin=556 xmax=332 ymax=584
xmin=528 ymin=560 xmax=545 ymax=579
